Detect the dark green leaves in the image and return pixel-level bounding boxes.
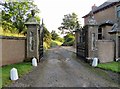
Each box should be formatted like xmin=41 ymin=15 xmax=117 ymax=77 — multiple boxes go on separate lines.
xmin=58 ymin=13 xmax=81 ymax=34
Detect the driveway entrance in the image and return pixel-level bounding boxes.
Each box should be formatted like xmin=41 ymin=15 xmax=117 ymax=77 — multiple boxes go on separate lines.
xmin=9 ymin=47 xmax=119 ymax=87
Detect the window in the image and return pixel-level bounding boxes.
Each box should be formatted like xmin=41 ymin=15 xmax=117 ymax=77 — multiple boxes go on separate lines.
xmin=98 ymin=27 xmax=102 ymax=40
xmin=30 ymin=32 xmax=34 ymax=51
xmin=92 ymin=33 xmax=95 ymax=50
xmin=117 ymin=5 xmax=120 ymax=18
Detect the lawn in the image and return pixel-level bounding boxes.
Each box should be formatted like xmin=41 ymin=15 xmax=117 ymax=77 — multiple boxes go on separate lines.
xmin=1 ymin=62 xmax=32 ymax=88
xmin=97 ymin=62 xmax=120 ymax=73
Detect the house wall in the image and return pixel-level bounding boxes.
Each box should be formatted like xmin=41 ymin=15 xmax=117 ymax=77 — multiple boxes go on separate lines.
xmin=0 ymin=36 xmax=26 ymax=66
xmin=84 ymin=4 xmax=119 ymax=25
xmin=102 ymin=26 xmax=112 ymax=40
xmin=97 ymin=40 xmax=114 ymax=63
xmin=109 ymin=33 xmax=120 ymax=59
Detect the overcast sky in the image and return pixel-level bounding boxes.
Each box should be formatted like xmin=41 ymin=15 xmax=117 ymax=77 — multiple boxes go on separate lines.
xmin=34 ymin=0 xmax=107 ymax=33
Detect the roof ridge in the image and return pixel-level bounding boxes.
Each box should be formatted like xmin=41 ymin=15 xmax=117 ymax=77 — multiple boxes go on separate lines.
xmin=83 ymin=0 xmax=120 ymax=18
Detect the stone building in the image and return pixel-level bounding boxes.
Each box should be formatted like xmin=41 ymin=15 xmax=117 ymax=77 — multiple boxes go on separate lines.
xmin=75 ymin=0 xmax=120 ymax=63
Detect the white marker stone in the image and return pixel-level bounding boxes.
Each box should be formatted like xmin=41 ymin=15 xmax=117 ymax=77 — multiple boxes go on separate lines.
xmin=10 ymin=68 xmax=19 ymax=81
xmin=92 ymin=58 xmax=98 ymax=67
xmin=32 ymin=57 xmax=37 ymax=66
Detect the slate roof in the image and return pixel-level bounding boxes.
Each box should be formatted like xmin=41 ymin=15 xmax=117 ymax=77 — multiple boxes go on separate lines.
xmin=99 ymin=20 xmax=114 ymax=26
xmin=82 ymin=0 xmax=120 ymax=18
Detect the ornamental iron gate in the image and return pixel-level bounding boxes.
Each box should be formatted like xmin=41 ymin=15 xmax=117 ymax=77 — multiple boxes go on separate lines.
xmin=39 ymin=21 xmax=44 ymax=60
xmin=118 ymin=36 xmax=120 ymax=58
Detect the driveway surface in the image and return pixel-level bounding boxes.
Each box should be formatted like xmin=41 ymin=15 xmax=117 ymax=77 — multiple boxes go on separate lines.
xmin=9 ymin=46 xmax=119 ymax=87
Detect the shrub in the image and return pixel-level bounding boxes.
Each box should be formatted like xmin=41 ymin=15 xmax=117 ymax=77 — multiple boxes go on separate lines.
xmin=62 ymin=34 xmax=75 ymax=46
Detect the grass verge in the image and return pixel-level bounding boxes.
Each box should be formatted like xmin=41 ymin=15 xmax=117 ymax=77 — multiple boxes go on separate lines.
xmin=1 ymin=62 xmax=32 ymax=88
xmin=97 ymin=62 xmax=120 ymax=73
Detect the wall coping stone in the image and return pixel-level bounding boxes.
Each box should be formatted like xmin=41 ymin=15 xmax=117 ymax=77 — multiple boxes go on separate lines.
xmin=97 ymin=40 xmax=114 ymax=42
xmin=0 ymin=36 xmax=26 ymax=40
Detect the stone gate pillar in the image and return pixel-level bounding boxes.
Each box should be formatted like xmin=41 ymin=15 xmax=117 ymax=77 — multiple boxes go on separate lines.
xmin=25 ymin=10 xmax=40 ymax=62
xmin=86 ymin=11 xmax=98 ymax=59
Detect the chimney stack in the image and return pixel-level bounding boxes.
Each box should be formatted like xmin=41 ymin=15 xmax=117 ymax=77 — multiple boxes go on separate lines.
xmin=92 ymin=4 xmax=97 ymax=11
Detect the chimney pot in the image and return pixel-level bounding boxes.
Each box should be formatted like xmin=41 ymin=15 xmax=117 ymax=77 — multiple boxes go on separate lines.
xmin=92 ymin=4 xmax=97 ymax=11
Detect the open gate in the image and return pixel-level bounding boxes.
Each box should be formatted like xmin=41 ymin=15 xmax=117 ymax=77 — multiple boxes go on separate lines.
xmin=118 ymin=36 xmax=120 ymax=58
xmin=38 ymin=21 xmax=44 ymax=60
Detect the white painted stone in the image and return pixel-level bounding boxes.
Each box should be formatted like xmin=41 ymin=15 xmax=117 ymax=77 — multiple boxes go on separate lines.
xmin=92 ymin=58 xmax=98 ymax=67
xmin=10 ymin=68 xmax=19 ymax=81
xmin=32 ymin=57 xmax=37 ymax=66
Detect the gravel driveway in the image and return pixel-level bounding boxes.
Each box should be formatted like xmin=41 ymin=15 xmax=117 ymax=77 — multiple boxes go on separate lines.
xmin=9 ymin=46 xmax=119 ymax=87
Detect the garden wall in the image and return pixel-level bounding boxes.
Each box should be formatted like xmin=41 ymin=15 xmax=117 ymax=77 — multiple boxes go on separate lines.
xmin=0 ymin=36 xmax=26 ymax=66
xmin=97 ymin=40 xmax=114 ymax=63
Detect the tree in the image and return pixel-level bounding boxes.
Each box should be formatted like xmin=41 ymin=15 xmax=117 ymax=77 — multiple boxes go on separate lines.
xmin=43 ymin=25 xmax=52 ymax=49
xmin=51 ymin=30 xmax=59 ymax=40
xmin=1 ymin=0 xmax=40 ymax=34
xmin=62 ymin=33 xmax=75 ymax=46
xmin=58 ymin=13 xmax=81 ymax=34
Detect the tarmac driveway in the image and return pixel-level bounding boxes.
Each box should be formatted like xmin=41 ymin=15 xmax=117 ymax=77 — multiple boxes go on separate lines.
xmin=9 ymin=46 xmax=119 ymax=87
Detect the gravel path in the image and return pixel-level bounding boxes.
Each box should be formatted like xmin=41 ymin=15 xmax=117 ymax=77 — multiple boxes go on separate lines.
xmin=9 ymin=46 xmax=119 ymax=87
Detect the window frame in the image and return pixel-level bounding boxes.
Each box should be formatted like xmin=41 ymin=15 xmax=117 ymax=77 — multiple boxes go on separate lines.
xmin=117 ymin=5 xmax=120 ymax=18
xmin=98 ymin=27 xmax=102 ymax=40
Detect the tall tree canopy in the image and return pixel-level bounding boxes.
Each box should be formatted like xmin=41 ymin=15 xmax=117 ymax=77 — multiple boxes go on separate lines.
xmin=51 ymin=30 xmax=59 ymax=40
xmin=1 ymin=0 xmax=40 ymax=34
xmin=58 ymin=13 xmax=81 ymax=34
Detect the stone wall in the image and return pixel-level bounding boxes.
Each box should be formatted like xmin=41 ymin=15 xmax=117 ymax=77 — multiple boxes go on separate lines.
xmin=97 ymin=40 xmax=114 ymax=63
xmin=0 ymin=36 xmax=26 ymax=66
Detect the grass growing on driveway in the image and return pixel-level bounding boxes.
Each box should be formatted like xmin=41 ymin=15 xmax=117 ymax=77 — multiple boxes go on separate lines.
xmin=97 ymin=62 xmax=120 ymax=73
xmin=1 ymin=62 xmax=32 ymax=88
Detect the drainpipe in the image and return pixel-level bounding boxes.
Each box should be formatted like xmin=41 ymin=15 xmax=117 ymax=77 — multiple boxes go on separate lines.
xmin=113 ymin=38 xmax=116 ymax=61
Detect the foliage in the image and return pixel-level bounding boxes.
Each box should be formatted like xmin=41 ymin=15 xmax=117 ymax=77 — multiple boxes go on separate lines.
xmin=43 ymin=25 xmax=52 ymax=49
xmin=51 ymin=30 xmax=59 ymax=40
xmin=51 ymin=40 xmax=63 ymax=47
xmin=56 ymin=37 xmax=64 ymax=42
xmin=97 ymin=62 xmax=120 ymax=73
xmin=0 ymin=30 xmax=25 ymax=37
xmin=1 ymin=62 xmax=32 ymax=87
xmin=62 ymin=34 xmax=75 ymax=46
xmin=1 ymin=0 xmax=40 ymax=34
xmin=51 ymin=30 xmax=64 ymax=43
xmin=58 ymin=13 xmax=81 ymax=34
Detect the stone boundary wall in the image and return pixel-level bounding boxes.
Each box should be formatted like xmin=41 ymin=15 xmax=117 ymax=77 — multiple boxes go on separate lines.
xmin=97 ymin=40 xmax=114 ymax=63
xmin=0 ymin=36 xmax=26 ymax=66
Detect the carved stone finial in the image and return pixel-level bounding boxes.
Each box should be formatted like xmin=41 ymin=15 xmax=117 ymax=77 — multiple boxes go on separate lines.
xmin=31 ymin=10 xmax=35 ymax=17
xmin=88 ymin=11 xmax=97 ymax=25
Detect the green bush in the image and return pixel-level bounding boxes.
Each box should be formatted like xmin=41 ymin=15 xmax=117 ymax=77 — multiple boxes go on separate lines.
xmin=43 ymin=26 xmax=52 ymax=49
xmin=51 ymin=40 xmax=63 ymax=47
xmin=56 ymin=37 xmax=64 ymax=42
xmin=62 ymin=34 xmax=75 ymax=46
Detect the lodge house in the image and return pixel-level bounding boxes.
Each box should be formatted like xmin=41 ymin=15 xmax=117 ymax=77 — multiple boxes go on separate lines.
xmin=75 ymin=0 xmax=120 ymax=63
